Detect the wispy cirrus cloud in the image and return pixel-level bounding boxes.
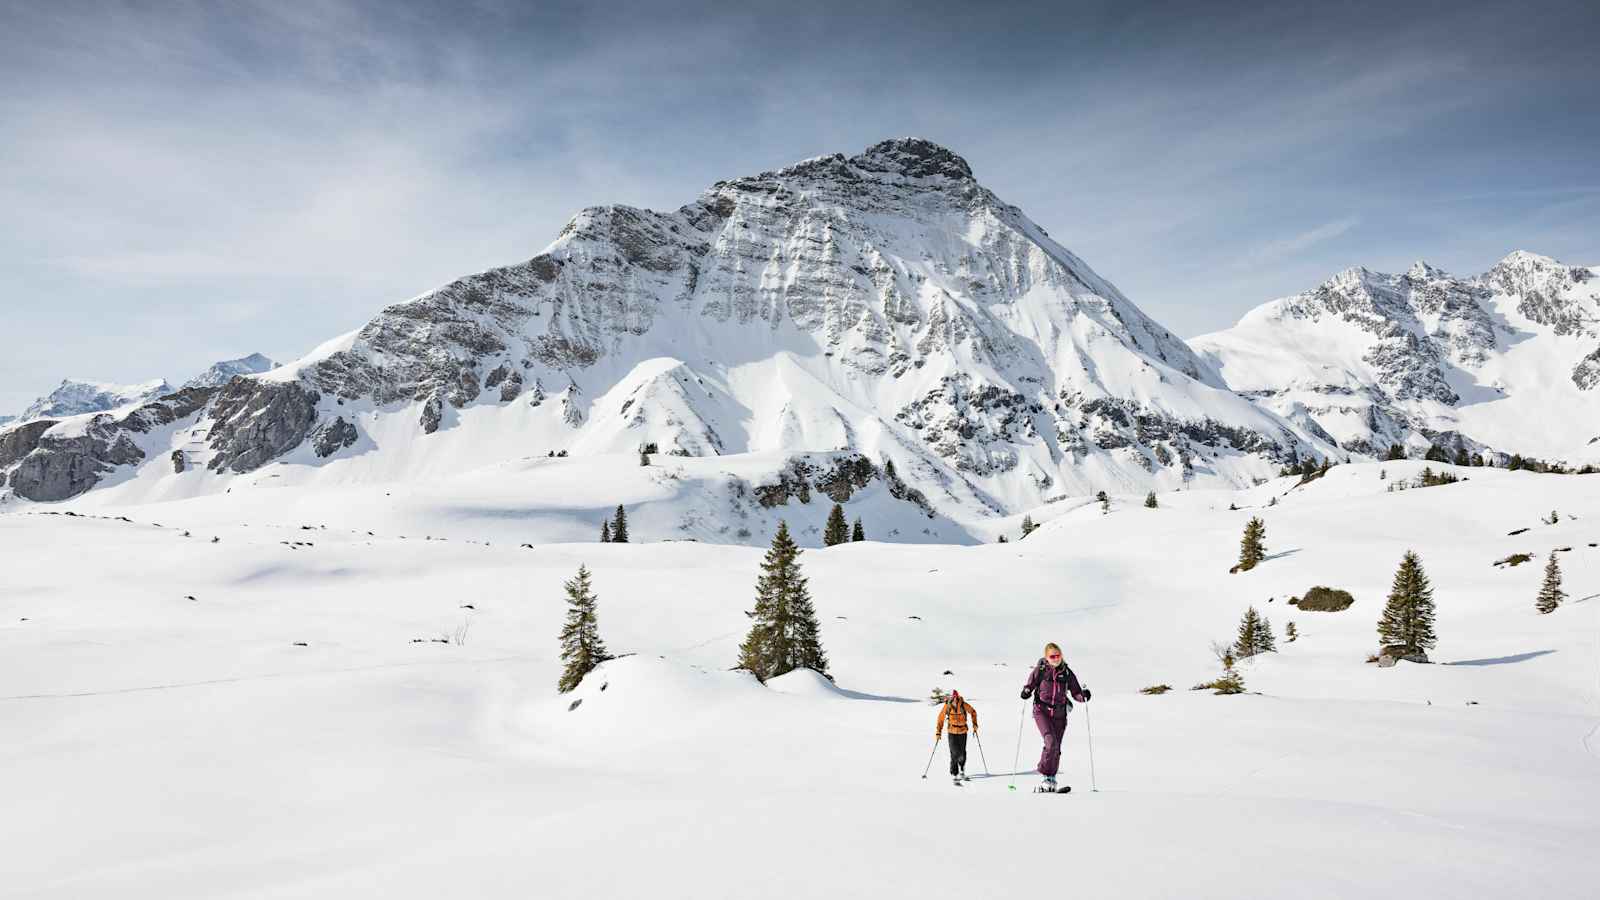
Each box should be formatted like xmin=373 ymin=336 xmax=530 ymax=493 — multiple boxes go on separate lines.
xmin=0 ymin=0 xmax=1597 ymax=411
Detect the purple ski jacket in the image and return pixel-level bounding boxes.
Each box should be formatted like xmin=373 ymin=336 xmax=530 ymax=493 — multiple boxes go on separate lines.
xmin=1024 ymin=658 xmax=1086 ymax=710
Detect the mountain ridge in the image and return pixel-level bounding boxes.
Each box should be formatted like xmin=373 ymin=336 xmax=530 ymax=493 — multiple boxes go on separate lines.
xmin=4 ymin=138 xmax=1335 ymax=516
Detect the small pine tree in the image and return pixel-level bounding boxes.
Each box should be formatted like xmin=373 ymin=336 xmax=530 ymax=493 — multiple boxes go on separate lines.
xmin=600 ymin=521 xmax=611 ymax=543
xmin=1145 ymin=491 xmax=1158 ymax=508
xmin=639 ymin=450 xmax=650 ymax=466
xmin=1020 ymin=515 xmax=1036 ymax=538
xmin=851 ymin=519 xmax=865 ymax=542
xmin=1213 ymin=652 xmax=1245 ymax=695
xmin=1237 ymin=517 xmax=1267 ymax=571
xmin=557 ymin=565 xmax=609 ymax=693
xmin=823 ymin=503 xmax=850 ymax=547
xmin=611 ymin=505 xmax=629 ymax=543
xmin=1285 ymin=621 xmax=1298 ymax=642
xmin=997 ymin=534 xmax=1008 ymax=543
xmin=1235 ymin=606 xmax=1266 ymax=658
xmin=1378 ymin=551 xmax=1437 ymax=654
xmin=1257 ymin=615 xmax=1277 ymax=653
xmin=737 ymin=521 xmax=829 ymax=682
xmin=1425 ymin=444 xmax=1449 ymax=463
xmin=1385 ymin=443 xmax=1407 ymax=461
xmin=1536 ymin=552 xmax=1565 ymax=614
xmin=1454 ymin=447 xmax=1471 ymax=467
xmin=1546 ymin=510 xmax=1560 ymax=525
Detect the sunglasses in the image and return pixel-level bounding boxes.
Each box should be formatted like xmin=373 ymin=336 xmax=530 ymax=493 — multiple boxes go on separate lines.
xmin=1047 ymin=653 xmax=1061 ymax=660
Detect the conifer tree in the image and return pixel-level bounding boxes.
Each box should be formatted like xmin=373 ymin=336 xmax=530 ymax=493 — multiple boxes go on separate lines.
xmin=851 ymin=519 xmax=865 ymax=542
xmin=823 ymin=503 xmax=850 ymax=547
xmin=1536 ymin=552 xmax=1565 ymax=614
xmin=1385 ymin=443 xmax=1407 ymax=461
xmin=1213 ymin=652 xmax=1245 ymax=695
xmin=1454 ymin=447 xmax=1471 ymax=467
xmin=1237 ymin=517 xmax=1267 ymax=571
xmin=611 ymin=505 xmax=629 ymax=543
xmin=1285 ymin=621 xmax=1298 ymax=642
xmin=997 ymin=534 xmax=1008 ymax=543
xmin=557 ymin=565 xmax=610 ymax=693
xmin=1020 ymin=515 xmax=1036 ymax=538
xmin=1145 ymin=491 xmax=1158 ymax=509
xmin=600 ymin=521 xmax=611 ymax=543
xmin=1235 ymin=606 xmax=1266 ymax=658
xmin=1378 ymin=551 xmax=1437 ymax=654
xmin=1257 ymin=615 xmax=1276 ymax=653
xmin=737 ymin=521 xmax=829 ymax=682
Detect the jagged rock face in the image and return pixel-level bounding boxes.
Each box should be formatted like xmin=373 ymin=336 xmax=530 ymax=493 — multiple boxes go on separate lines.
xmin=1194 ymin=252 xmax=1600 ymax=460
xmin=20 ymin=138 xmax=1333 ymax=512
xmin=205 ymin=379 xmax=319 ymax=473
xmin=311 ymin=417 xmax=359 ymax=458
xmin=1 ymin=387 xmax=218 ymax=501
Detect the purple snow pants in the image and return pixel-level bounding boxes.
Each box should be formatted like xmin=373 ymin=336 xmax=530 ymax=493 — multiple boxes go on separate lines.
xmin=1033 ymin=703 xmax=1070 ymax=776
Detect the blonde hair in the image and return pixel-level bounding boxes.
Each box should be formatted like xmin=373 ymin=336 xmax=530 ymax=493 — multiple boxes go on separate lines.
xmin=1043 ymin=642 xmax=1063 ymax=659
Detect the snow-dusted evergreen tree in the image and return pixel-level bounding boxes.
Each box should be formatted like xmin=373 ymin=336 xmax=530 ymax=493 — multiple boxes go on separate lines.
xmin=611 ymin=505 xmax=629 ymax=543
xmin=851 ymin=519 xmax=865 ymax=542
xmin=1144 ymin=491 xmax=1158 ymax=508
xmin=1285 ymin=621 xmax=1298 ymax=642
xmin=557 ymin=565 xmax=609 ymax=693
xmin=1378 ymin=551 xmax=1437 ymax=654
xmin=1258 ymin=615 xmax=1276 ymax=653
xmin=1237 ymin=517 xmax=1267 ymax=571
xmin=823 ymin=503 xmax=850 ymax=547
xmin=737 ymin=521 xmax=829 ymax=682
xmin=1019 ymin=515 xmax=1036 ymax=538
xmin=599 ymin=521 xmax=611 ymax=543
xmin=1536 ymin=552 xmax=1565 ymax=614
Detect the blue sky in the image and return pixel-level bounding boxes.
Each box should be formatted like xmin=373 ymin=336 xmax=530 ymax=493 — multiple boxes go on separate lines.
xmin=2 ymin=0 xmax=1597 ymax=412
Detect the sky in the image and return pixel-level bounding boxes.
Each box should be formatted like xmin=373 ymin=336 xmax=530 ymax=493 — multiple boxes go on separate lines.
xmin=2 ymin=0 xmax=1598 ymax=412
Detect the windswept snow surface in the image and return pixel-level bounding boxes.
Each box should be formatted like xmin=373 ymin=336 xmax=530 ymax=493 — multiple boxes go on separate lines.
xmin=3 ymin=462 xmax=1600 ymax=897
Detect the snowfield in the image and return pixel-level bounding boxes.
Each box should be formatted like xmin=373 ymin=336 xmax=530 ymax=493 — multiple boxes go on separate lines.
xmin=3 ymin=460 xmax=1599 ymax=897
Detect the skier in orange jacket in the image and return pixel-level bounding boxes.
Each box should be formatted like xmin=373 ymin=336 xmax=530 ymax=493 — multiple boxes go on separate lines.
xmin=935 ymin=690 xmax=979 ymax=782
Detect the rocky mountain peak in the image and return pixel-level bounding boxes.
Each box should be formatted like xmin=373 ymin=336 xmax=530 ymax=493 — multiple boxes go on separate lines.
xmin=848 ymin=137 xmax=975 ymax=181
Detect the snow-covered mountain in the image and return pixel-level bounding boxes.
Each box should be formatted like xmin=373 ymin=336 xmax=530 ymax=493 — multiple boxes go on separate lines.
xmin=0 ymin=139 xmax=1333 ymax=514
xmin=180 ymin=352 xmax=279 ymax=390
xmin=1192 ymin=251 xmax=1600 ymax=461
xmin=18 ymin=378 xmax=172 ymax=423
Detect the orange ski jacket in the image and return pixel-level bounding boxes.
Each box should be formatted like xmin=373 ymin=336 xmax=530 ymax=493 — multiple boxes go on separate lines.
xmin=936 ymin=697 xmax=978 ymax=736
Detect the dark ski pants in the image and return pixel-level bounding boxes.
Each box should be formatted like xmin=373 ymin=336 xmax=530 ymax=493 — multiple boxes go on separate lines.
xmin=947 ymin=732 xmax=968 ymax=776
xmin=1033 ymin=704 xmax=1070 ymax=777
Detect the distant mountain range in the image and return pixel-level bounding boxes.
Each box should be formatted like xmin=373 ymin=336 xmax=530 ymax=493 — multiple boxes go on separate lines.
xmin=1192 ymin=251 xmax=1599 ymax=461
xmin=7 ymin=355 xmax=278 ymax=425
xmin=0 ymin=137 xmax=1591 ymax=522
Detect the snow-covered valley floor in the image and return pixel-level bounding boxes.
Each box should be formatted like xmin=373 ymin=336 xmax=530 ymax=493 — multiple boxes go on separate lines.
xmin=3 ymin=460 xmax=1599 ymax=897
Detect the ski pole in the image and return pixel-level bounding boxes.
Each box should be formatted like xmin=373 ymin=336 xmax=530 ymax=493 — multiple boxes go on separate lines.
xmin=973 ymin=728 xmax=991 ymax=777
xmin=1084 ymin=697 xmax=1099 ymax=792
xmin=920 ymin=736 xmax=941 ymax=779
xmin=1008 ymin=697 xmax=1028 ymax=792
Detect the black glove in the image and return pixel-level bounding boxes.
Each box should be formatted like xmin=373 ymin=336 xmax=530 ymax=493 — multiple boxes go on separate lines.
xmin=1020 ymin=688 xmax=1032 ymax=700
xmin=1081 ymin=689 xmax=1092 ymax=702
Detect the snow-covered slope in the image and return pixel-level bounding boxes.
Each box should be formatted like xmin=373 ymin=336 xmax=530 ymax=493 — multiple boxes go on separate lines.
xmin=0 ymin=139 xmax=1335 ymax=515
xmin=4 ymin=461 xmax=1597 ymax=897
xmin=1193 ymin=252 xmax=1600 ymax=460
xmin=180 ymin=352 xmax=279 ymax=390
xmin=18 ymin=377 xmax=172 ymax=422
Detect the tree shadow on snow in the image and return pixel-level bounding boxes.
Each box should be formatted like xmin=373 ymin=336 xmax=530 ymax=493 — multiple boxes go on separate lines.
xmin=1447 ymin=649 xmax=1556 ymax=666
xmin=1262 ymin=548 xmax=1302 ymax=562
xmin=833 ymin=685 xmax=919 ymax=703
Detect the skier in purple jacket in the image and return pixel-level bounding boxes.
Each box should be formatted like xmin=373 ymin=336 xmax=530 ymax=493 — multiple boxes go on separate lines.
xmin=1021 ymin=641 xmax=1090 ymax=792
